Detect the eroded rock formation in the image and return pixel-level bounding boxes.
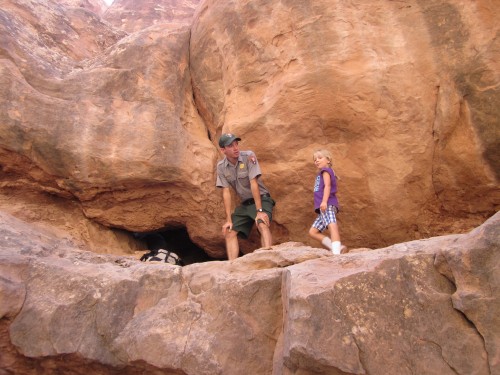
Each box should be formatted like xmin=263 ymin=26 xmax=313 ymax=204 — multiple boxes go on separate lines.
xmin=0 ymin=0 xmax=498 ymax=255
xmin=1 ymin=211 xmax=498 ymax=374
xmin=1 ymin=0 xmax=222 ymax=256
xmin=190 ymin=0 xmax=499 ymax=251
xmin=103 ymin=0 xmax=202 ymax=33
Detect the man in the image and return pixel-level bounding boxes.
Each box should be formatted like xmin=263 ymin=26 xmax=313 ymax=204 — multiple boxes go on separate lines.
xmin=216 ymin=133 xmax=275 ymax=260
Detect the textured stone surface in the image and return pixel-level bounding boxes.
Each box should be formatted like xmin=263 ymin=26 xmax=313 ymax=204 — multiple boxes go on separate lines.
xmin=190 ymin=0 xmax=499 ymax=250
xmin=0 ymin=0 xmax=498 ymax=260
xmin=104 ymin=0 xmax=202 ymax=33
xmin=0 ymin=188 xmax=141 ymax=254
xmin=0 ymin=211 xmax=498 ymax=374
xmin=0 ymin=0 xmax=222 ymax=256
xmin=281 ymin=236 xmax=494 ymax=375
xmin=0 ymin=1 xmax=498 ymax=373
xmin=59 ymin=0 xmax=108 ymax=16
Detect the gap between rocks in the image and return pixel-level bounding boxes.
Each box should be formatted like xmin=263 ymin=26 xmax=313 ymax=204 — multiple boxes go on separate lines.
xmin=131 ymin=227 xmax=214 ymax=266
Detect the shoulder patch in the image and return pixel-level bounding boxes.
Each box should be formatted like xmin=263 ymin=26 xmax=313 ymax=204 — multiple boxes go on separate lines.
xmin=241 ymin=151 xmax=257 ymax=165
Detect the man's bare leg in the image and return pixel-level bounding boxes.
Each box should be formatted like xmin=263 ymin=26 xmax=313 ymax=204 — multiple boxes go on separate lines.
xmin=257 ymin=222 xmax=273 ymax=248
xmin=225 ymin=230 xmax=240 ymax=260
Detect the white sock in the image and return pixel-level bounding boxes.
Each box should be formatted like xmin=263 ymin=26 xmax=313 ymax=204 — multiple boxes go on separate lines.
xmin=332 ymin=241 xmax=341 ymax=255
xmin=321 ymin=237 xmax=332 ymax=250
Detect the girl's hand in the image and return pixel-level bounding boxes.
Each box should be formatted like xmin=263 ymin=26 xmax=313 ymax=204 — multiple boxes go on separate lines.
xmin=320 ymin=202 xmax=327 ymax=212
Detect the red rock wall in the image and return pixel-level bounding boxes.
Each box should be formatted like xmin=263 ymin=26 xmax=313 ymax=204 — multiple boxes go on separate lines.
xmin=190 ymin=0 xmax=499 ymax=251
xmin=0 ymin=0 xmax=498 ymax=258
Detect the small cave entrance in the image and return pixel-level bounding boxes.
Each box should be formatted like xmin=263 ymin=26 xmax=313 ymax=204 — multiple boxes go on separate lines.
xmin=132 ymin=227 xmax=214 ymax=266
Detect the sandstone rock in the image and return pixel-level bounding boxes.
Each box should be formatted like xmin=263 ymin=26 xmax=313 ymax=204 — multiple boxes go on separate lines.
xmin=104 ymin=0 xmax=202 ymax=33
xmin=58 ymin=0 xmax=108 ymax=16
xmin=0 ymin=189 xmax=141 ymax=254
xmin=280 ymin=237 xmax=493 ymax=374
xmin=434 ymin=218 xmax=500 ymax=373
xmin=0 ymin=0 xmax=498 ymax=261
xmin=0 ymin=0 xmax=223 ymax=256
xmin=1 ymin=210 xmax=498 ymax=374
xmin=0 ymin=0 xmax=124 ymax=72
xmin=190 ymin=0 xmax=499 ymax=250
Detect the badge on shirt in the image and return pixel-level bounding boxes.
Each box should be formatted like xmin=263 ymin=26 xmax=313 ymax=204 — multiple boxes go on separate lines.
xmin=240 ymin=164 xmax=245 ymax=169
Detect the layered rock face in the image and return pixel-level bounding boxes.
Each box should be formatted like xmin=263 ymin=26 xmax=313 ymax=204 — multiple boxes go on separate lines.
xmin=0 ymin=0 xmax=222 ymax=255
xmin=0 ymin=0 xmax=498 ymax=258
xmin=104 ymin=0 xmax=203 ymax=33
xmin=1 ymin=210 xmax=498 ymax=374
xmin=59 ymin=0 xmax=108 ymax=16
xmin=1 ymin=2 xmax=498 ymax=372
xmin=190 ymin=0 xmax=499 ymax=251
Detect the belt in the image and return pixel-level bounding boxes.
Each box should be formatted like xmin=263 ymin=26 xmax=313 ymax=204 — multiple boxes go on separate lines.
xmin=242 ymin=193 xmax=271 ymax=206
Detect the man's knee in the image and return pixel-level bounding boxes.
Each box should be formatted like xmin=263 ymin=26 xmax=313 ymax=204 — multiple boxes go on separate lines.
xmin=225 ymin=229 xmax=238 ymax=240
xmin=257 ymin=220 xmax=271 ymax=233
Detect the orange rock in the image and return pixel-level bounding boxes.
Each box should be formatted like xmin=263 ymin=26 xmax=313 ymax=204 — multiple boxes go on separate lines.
xmin=190 ymin=0 xmax=499 ymax=252
xmin=0 ymin=0 xmax=497 ymax=260
xmin=1 ymin=210 xmax=498 ymax=374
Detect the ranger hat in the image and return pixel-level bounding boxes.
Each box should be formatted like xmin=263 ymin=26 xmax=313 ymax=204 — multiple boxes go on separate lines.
xmin=218 ymin=133 xmax=241 ymax=148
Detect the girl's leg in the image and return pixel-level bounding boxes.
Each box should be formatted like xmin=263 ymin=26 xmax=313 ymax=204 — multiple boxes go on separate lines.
xmin=327 ymin=223 xmax=342 ymax=254
xmin=328 ymin=222 xmax=341 ymax=242
xmin=308 ymin=227 xmax=332 ymax=249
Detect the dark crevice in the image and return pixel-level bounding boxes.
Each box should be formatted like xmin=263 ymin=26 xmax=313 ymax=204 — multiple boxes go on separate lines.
xmin=132 ymin=228 xmax=214 ymax=266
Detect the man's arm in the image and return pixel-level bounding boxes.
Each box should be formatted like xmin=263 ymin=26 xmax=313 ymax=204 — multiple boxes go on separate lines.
xmin=250 ymin=177 xmax=270 ymax=226
xmin=221 ymin=187 xmax=233 ymax=234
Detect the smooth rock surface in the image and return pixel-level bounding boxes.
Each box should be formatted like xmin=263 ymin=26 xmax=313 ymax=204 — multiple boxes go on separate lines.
xmin=1 ymin=211 xmax=498 ymax=374
xmin=104 ymin=0 xmax=202 ymax=33
xmin=0 ymin=0 xmax=498 ymax=259
xmin=190 ymin=0 xmax=499 ymax=251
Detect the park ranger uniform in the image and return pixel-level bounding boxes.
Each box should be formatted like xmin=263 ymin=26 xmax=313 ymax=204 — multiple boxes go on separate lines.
xmin=216 ymin=150 xmax=274 ymax=238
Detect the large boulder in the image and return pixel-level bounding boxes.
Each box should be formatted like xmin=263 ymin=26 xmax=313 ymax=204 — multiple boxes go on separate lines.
xmin=59 ymin=0 xmax=108 ymax=16
xmin=1 ymin=211 xmax=498 ymax=374
xmin=0 ymin=0 xmax=222 ymax=256
xmin=0 ymin=0 xmax=498 ymax=259
xmin=104 ymin=0 xmax=202 ymax=33
xmin=190 ymin=0 xmax=499 ymax=249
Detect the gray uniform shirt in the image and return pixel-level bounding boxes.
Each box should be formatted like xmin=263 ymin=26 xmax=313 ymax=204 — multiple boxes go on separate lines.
xmin=216 ymin=151 xmax=270 ymax=201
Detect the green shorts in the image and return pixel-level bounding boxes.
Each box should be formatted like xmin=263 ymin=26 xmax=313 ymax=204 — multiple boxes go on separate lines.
xmin=232 ymin=195 xmax=275 ymax=239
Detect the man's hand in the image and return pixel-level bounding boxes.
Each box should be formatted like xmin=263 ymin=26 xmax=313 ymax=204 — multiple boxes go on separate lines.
xmin=222 ymin=221 xmax=233 ymax=236
xmin=255 ymin=211 xmax=270 ymax=226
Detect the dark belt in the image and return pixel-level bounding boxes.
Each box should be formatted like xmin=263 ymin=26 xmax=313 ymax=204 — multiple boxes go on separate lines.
xmin=242 ymin=193 xmax=271 ymax=206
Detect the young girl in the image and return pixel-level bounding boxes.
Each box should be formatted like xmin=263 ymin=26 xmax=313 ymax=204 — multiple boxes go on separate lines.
xmin=308 ymin=149 xmax=345 ymax=255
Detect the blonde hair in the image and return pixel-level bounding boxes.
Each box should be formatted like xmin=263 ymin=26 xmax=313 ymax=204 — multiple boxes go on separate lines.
xmin=313 ymin=149 xmax=340 ymax=179
xmin=313 ymin=149 xmax=332 ymax=166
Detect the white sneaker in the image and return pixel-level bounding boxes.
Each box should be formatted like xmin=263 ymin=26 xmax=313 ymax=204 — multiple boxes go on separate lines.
xmin=331 ymin=241 xmax=341 ymax=255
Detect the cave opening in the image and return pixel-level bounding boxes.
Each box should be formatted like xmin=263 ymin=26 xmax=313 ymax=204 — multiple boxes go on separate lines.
xmin=133 ymin=227 xmax=215 ymax=266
